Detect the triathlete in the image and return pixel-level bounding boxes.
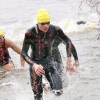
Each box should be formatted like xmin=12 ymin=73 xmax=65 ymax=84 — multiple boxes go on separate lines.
xmin=21 ymin=9 xmax=79 ymax=100
xmin=0 ymin=29 xmax=24 ymax=70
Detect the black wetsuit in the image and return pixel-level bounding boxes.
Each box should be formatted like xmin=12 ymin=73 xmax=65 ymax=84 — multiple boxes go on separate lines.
xmin=0 ymin=39 xmax=13 ymax=66
xmin=21 ymin=24 xmax=78 ymax=100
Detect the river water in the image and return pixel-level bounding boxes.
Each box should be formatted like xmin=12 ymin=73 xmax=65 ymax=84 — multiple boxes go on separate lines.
xmin=0 ymin=0 xmax=100 ymax=100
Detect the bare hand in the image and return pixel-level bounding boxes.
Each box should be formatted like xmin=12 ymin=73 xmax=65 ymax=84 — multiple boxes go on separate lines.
xmin=73 ymin=60 xmax=79 ymax=67
xmin=66 ymin=64 xmax=75 ymax=73
xmin=32 ymin=63 xmax=45 ymax=76
xmin=66 ymin=57 xmax=75 ymax=74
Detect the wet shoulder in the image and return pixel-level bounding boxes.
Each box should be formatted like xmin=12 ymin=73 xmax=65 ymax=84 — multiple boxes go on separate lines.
xmin=49 ymin=24 xmax=61 ymax=32
xmin=25 ymin=26 xmax=36 ymax=36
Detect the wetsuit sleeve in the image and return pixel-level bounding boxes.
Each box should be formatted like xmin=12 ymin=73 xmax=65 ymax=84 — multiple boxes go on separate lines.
xmin=59 ymin=39 xmax=78 ymax=61
xmin=72 ymin=44 xmax=78 ymax=60
xmin=21 ymin=32 xmax=34 ymax=66
xmin=55 ymin=26 xmax=78 ymax=60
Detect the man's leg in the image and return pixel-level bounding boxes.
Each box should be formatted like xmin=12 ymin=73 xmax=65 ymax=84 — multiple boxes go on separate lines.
xmin=30 ymin=66 xmax=43 ymax=100
xmin=53 ymin=49 xmax=64 ymax=76
xmin=53 ymin=49 xmax=68 ymax=87
xmin=44 ymin=58 xmax=63 ymax=95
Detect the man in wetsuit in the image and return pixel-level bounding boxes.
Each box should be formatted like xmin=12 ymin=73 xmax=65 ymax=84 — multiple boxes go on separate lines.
xmin=21 ymin=9 xmax=79 ymax=100
xmin=0 ymin=29 xmax=24 ymax=70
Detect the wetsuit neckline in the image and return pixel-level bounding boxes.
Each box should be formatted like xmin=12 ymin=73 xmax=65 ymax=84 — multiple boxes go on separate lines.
xmin=36 ymin=25 xmax=46 ymax=42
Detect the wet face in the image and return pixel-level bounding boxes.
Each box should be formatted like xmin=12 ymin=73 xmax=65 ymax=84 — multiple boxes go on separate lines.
xmin=38 ymin=22 xmax=50 ymax=33
xmin=0 ymin=36 xmax=4 ymax=45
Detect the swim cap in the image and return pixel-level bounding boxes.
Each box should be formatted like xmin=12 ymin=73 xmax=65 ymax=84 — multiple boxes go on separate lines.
xmin=36 ymin=9 xmax=50 ymax=23
xmin=0 ymin=29 xmax=4 ymax=36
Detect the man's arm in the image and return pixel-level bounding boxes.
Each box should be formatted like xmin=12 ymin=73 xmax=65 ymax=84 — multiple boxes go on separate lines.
xmin=59 ymin=37 xmax=79 ymax=67
xmin=5 ymin=38 xmax=21 ymax=54
xmin=71 ymin=44 xmax=79 ymax=67
xmin=55 ymin=26 xmax=79 ymax=72
xmin=55 ymin=36 xmax=78 ymax=61
xmin=21 ymin=32 xmax=34 ymax=66
xmin=21 ymin=31 xmax=45 ymax=76
xmin=55 ymin=26 xmax=72 ymax=58
xmin=55 ymin=27 xmax=72 ymax=57
xmin=5 ymin=38 xmax=25 ymax=66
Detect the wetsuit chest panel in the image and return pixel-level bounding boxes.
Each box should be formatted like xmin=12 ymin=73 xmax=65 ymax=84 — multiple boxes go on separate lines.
xmin=31 ymin=36 xmax=54 ymax=60
xmin=30 ymin=26 xmax=56 ymax=60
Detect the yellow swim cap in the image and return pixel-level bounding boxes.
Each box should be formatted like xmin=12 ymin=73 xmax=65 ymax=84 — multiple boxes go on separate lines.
xmin=0 ymin=29 xmax=4 ymax=36
xmin=36 ymin=9 xmax=50 ymax=23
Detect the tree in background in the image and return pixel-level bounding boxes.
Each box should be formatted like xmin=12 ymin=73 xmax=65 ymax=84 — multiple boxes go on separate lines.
xmin=79 ymin=0 xmax=100 ymax=14
xmin=79 ymin=0 xmax=100 ymax=39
